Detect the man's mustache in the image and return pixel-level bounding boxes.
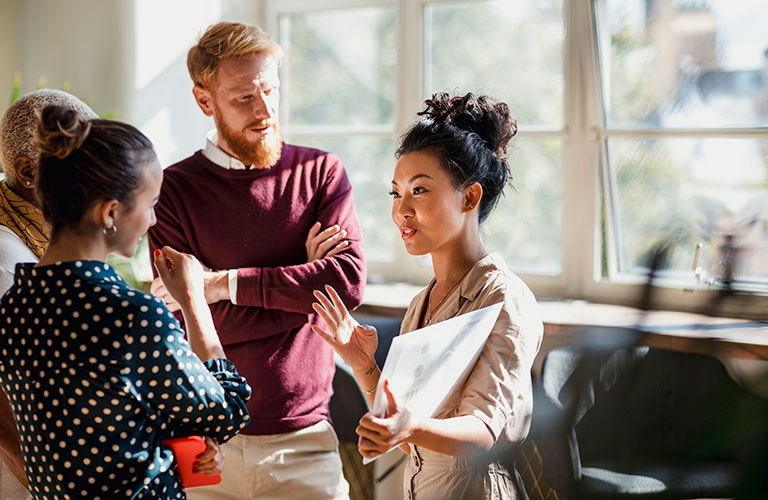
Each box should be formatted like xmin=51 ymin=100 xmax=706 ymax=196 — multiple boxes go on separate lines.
xmin=243 ymin=120 xmax=276 ymax=131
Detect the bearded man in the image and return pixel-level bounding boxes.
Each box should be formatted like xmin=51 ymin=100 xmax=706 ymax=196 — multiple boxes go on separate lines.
xmin=148 ymin=22 xmax=365 ymax=500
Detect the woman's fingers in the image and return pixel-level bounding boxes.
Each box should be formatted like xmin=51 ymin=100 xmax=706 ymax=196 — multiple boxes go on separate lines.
xmin=195 ymin=459 xmax=223 ymax=476
xmin=325 ymin=285 xmax=350 ymax=319
xmin=358 ymin=435 xmax=388 ymax=458
xmin=310 ymin=324 xmax=335 ymax=345
xmin=153 ymin=249 xmax=172 ymax=283
xmin=312 ymin=295 xmax=339 ymax=332
xmin=194 ymin=437 xmax=224 ymax=476
xmin=313 ymin=288 xmax=344 ymax=325
xmin=382 ymin=379 xmax=399 ymax=417
xmin=195 ymin=447 xmax=216 ymax=464
xmin=356 ymin=422 xmax=387 ymax=443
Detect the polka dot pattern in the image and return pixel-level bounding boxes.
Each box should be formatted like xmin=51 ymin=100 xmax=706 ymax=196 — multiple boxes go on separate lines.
xmin=0 ymin=261 xmax=252 ymax=499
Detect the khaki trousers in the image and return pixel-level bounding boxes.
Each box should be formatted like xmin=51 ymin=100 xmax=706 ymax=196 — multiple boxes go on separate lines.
xmin=186 ymin=420 xmax=349 ymax=500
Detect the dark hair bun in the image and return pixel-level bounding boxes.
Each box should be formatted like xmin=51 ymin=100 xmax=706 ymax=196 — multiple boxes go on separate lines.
xmin=36 ymin=104 xmax=92 ymax=159
xmin=419 ymin=92 xmax=517 ymax=160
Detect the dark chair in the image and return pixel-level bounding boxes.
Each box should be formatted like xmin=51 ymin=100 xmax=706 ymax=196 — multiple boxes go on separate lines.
xmin=329 ymin=314 xmax=402 ymax=442
xmin=529 ymin=345 xmax=768 ymax=500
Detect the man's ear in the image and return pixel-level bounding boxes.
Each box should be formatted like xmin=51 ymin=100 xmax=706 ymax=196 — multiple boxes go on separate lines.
xmin=192 ymin=85 xmax=215 ymax=117
xmin=462 ymin=182 xmax=483 ymax=214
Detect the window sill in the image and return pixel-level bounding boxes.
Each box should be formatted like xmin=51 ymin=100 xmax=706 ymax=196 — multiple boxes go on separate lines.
xmin=359 ymin=284 xmax=768 ymax=365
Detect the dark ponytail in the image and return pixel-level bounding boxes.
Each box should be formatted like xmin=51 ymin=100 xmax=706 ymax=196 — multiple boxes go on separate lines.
xmin=36 ymin=104 xmax=155 ymax=237
xmin=396 ymin=92 xmax=517 ymax=223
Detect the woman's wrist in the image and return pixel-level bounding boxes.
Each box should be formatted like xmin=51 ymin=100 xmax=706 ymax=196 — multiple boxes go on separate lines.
xmin=352 ymin=358 xmax=380 ymax=392
xmin=352 ymin=358 xmax=379 ymax=378
xmin=179 ymin=290 xmax=207 ymax=312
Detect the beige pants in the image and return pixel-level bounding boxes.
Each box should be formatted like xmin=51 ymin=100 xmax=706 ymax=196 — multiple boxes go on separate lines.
xmin=186 ymin=420 xmax=349 ymax=500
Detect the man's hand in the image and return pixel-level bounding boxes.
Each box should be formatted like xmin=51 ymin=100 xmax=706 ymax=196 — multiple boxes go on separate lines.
xmin=152 ymin=267 xmax=229 ymax=311
xmin=305 ymin=222 xmax=349 ymax=262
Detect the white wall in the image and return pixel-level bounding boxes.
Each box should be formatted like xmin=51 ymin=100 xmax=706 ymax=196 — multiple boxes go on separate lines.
xmin=0 ymin=1 xmax=19 ymax=114
xmin=1 ymin=0 xmax=264 ymax=168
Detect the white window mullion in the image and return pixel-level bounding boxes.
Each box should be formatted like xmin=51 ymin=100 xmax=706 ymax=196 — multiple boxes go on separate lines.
xmin=560 ymin=0 xmax=603 ymax=299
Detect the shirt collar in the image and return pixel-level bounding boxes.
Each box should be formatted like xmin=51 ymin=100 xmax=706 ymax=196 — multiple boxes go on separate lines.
xmin=203 ymin=129 xmax=252 ymax=170
xmin=421 ymin=253 xmax=503 ymax=325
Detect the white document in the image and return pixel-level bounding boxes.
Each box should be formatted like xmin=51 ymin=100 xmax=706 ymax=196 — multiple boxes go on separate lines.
xmin=363 ymin=301 xmax=503 ymax=464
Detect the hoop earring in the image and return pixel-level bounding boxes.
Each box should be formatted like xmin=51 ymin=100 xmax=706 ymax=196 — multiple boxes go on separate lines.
xmin=102 ymin=223 xmax=117 ymax=238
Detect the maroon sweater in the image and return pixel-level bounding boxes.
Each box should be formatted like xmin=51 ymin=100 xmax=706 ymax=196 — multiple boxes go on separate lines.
xmin=148 ymin=145 xmax=366 ymax=435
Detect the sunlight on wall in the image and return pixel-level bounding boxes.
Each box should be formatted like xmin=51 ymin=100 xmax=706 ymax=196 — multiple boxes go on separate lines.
xmin=142 ymin=107 xmax=174 ymax=168
xmin=133 ymin=0 xmax=224 ymax=91
xmin=130 ymin=0 xmax=238 ymax=167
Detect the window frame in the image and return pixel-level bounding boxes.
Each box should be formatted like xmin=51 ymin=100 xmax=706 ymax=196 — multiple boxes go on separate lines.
xmin=264 ymin=0 xmax=768 ymax=318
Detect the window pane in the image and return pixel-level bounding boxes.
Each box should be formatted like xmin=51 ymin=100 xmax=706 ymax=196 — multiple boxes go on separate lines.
xmin=603 ymin=0 xmax=768 ymax=128
xmin=607 ymin=137 xmax=768 ymax=284
xmin=286 ymin=135 xmax=397 ymax=263
xmin=278 ymin=7 xmax=396 ymax=126
xmin=425 ymin=0 xmax=564 ymax=127
xmin=484 ymin=137 xmax=563 ymax=274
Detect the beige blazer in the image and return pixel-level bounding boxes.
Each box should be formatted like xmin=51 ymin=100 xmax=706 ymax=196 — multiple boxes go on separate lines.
xmin=399 ymin=253 xmax=543 ymax=500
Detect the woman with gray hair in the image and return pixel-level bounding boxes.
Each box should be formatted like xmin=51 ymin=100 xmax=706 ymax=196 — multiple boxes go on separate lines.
xmin=0 ymin=89 xmax=96 ymax=498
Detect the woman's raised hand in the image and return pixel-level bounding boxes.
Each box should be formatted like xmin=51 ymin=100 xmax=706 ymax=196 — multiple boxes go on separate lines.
xmin=153 ymin=246 xmax=205 ymax=310
xmin=153 ymin=246 xmax=224 ymax=360
xmin=312 ymin=284 xmax=378 ymax=372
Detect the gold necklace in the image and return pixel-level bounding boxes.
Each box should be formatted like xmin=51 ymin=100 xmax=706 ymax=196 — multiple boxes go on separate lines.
xmin=425 ymin=253 xmax=487 ymax=325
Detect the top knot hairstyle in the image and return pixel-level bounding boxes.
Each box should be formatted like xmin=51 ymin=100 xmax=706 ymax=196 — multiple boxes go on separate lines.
xmin=36 ymin=105 xmax=92 ymax=159
xmin=396 ymin=92 xmax=518 ymax=223
xmin=35 ymin=105 xmax=155 ymax=237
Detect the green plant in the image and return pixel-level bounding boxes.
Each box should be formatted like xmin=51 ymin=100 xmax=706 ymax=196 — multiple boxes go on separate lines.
xmin=8 ymin=72 xmax=119 ymax=119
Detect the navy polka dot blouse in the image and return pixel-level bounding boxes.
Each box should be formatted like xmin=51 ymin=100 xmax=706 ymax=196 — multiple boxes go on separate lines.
xmin=0 ymin=261 xmax=252 ymax=499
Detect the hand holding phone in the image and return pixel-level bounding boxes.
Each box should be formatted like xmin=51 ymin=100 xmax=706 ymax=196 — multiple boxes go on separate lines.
xmin=163 ymin=435 xmax=222 ymax=488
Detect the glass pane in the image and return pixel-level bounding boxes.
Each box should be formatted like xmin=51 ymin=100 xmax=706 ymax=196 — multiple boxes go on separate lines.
xmin=603 ymin=0 xmax=768 ymax=128
xmin=425 ymin=0 xmax=564 ymax=127
xmin=286 ymin=134 xmax=397 ymax=263
xmin=278 ymin=7 xmax=396 ymax=126
xmin=484 ymin=137 xmax=563 ymax=274
xmin=607 ymin=137 xmax=768 ymax=285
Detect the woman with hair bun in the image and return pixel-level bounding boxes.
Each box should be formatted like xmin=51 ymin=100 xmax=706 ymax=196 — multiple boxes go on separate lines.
xmin=313 ymin=93 xmax=543 ymax=499
xmin=0 ymin=105 xmax=251 ymax=499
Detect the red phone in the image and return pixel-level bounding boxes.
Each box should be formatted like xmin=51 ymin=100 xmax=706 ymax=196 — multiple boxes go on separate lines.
xmin=163 ymin=436 xmax=222 ymax=488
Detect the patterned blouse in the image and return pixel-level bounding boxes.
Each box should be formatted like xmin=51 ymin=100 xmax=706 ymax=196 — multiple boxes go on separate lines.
xmin=0 ymin=261 xmax=252 ymax=499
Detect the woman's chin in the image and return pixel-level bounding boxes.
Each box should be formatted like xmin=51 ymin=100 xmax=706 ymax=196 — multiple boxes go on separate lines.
xmin=403 ymin=244 xmax=429 ymax=256
xmin=113 ymin=246 xmax=137 ymax=260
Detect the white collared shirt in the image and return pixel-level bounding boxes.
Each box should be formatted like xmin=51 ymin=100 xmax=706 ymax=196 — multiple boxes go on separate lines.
xmin=203 ymin=129 xmax=254 ymax=170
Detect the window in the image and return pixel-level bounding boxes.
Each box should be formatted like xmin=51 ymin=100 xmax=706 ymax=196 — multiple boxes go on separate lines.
xmin=271 ymin=5 xmax=398 ymax=269
xmin=423 ymin=1 xmax=564 ymax=276
xmin=594 ymin=0 xmax=768 ymax=311
xmin=267 ymin=0 xmax=768 ymax=316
